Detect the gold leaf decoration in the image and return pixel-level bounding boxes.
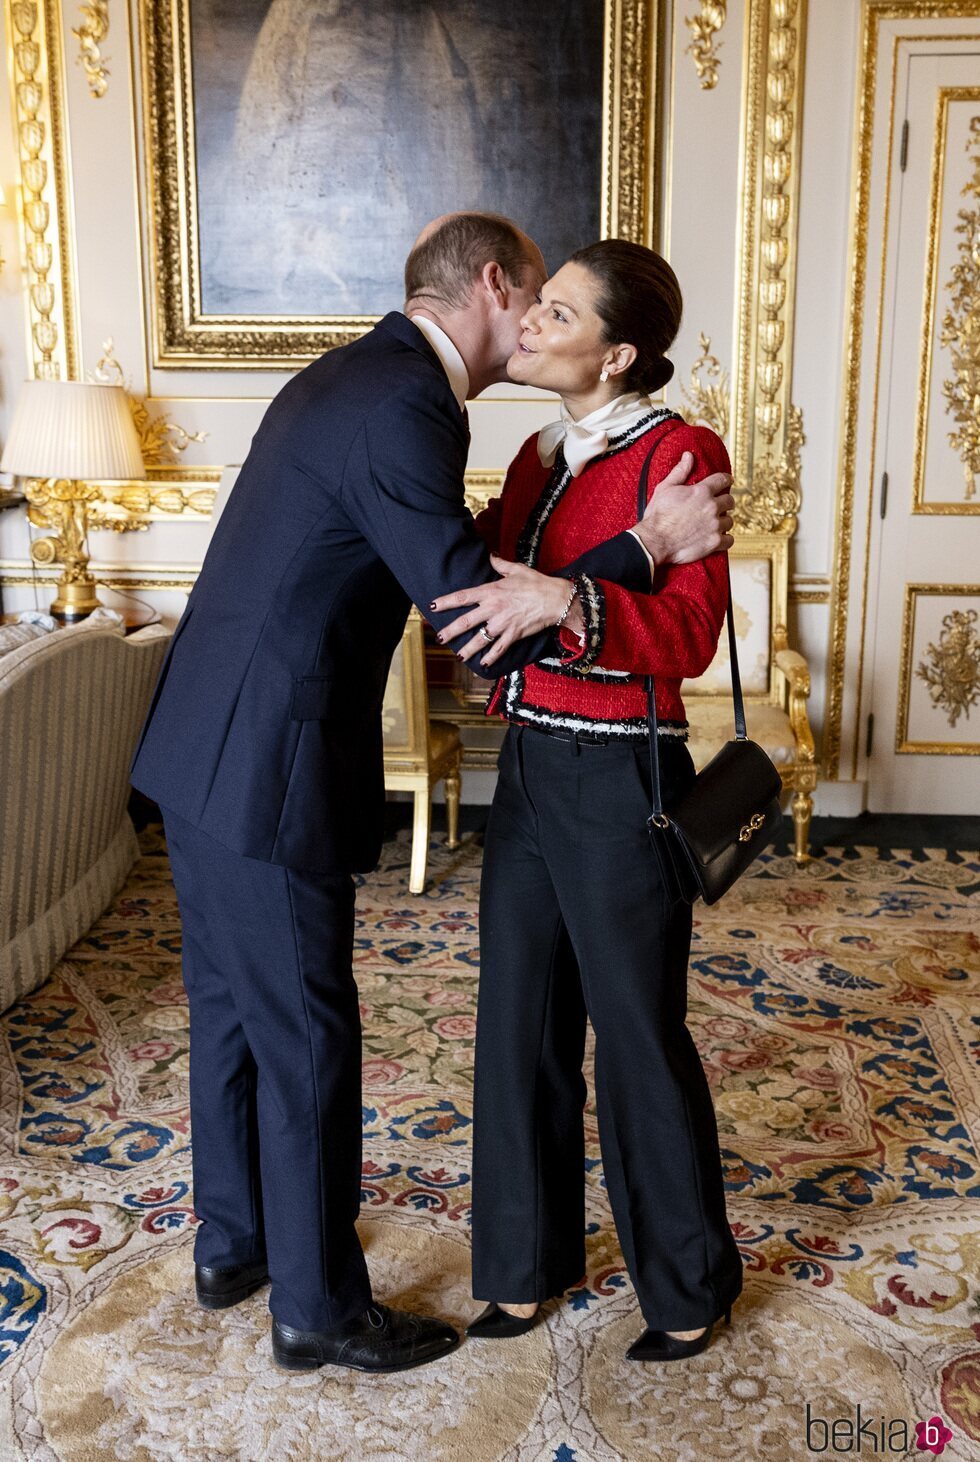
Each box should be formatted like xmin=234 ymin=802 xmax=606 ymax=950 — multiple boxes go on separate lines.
xmin=72 ymin=2 xmax=109 ymax=99
xmin=679 ymin=332 xmax=731 ymax=439
xmin=916 ymin=608 xmax=980 ymax=727
xmin=685 ymin=2 xmax=727 ymax=90
xmin=940 ymin=115 xmax=980 ymax=501
xmin=93 ymin=338 xmax=207 ymax=466
xmin=734 ymin=403 xmax=805 ymax=534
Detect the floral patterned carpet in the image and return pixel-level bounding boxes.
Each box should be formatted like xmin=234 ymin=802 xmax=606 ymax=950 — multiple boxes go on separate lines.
xmin=0 ymin=825 xmax=977 ymax=1460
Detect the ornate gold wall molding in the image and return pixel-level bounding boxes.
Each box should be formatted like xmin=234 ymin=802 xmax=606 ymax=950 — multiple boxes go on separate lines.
xmin=6 ymin=0 xmax=78 ymax=378
xmin=826 ymin=3 xmax=980 ymax=783
xmin=732 ymin=0 xmax=807 ymax=487
xmin=72 ymin=2 xmax=109 ymax=98
xmin=913 ymin=87 xmax=980 ymax=514
xmin=896 ymin=583 xmax=980 ymax=753
xmin=0 ymin=558 xmax=198 ymax=593
xmin=678 ymin=333 xmax=803 ymax=533
xmin=939 ymin=111 xmax=980 ymax=501
xmin=684 ymin=2 xmax=727 ymax=90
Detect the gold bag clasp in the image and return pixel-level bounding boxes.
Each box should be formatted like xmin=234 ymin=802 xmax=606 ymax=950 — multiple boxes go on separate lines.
xmin=738 ymin=811 xmax=766 ymax=843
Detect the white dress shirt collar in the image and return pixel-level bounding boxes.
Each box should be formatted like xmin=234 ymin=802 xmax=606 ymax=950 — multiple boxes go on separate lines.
xmin=407 ymin=314 xmax=469 ymax=413
xmin=537 ymin=391 xmax=664 ymax=477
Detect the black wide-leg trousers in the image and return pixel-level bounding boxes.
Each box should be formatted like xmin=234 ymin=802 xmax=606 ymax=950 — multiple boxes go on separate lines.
xmin=471 ymin=726 xmax=743 ymax=1330
xmin=162 ymin=810 xmax=372 ymax=1332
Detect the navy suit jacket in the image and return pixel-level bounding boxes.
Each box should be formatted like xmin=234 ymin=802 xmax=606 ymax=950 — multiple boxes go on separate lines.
xmin=131 ymin=313 xmax=651 ymax=872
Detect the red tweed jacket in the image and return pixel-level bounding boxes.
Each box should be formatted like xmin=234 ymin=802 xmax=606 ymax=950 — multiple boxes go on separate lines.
xmin=474 ymin=411 xmax=731 ymax=738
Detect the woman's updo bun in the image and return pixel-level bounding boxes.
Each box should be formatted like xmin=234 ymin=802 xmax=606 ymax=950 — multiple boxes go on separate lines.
xmin=569 ymin=240 xmax=682 ymax=396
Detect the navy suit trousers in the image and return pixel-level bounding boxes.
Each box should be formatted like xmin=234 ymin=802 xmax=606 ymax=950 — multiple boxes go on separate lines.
xmin=163 ymin=810 xmax=371 ymax=1331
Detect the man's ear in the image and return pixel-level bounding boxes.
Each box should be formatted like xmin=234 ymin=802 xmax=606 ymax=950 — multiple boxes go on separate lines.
xmin=481 ymin=260 xmax=508 ymax=309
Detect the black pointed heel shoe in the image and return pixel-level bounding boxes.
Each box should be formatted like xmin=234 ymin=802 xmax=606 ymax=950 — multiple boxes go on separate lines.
xmin=466 ymin=1302 xmax=542 ymax=1339
xmin=625 ymin=1304 xmax=732 ymax=1363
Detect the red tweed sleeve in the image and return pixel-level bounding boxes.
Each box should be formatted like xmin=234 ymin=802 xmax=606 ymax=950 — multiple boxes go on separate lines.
xmin=577 ymin=424 xmax=731 ymax=678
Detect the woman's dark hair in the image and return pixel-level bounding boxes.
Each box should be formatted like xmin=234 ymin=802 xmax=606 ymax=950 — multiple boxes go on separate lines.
xmin=569 ymin=240 xmax=682 ymax=394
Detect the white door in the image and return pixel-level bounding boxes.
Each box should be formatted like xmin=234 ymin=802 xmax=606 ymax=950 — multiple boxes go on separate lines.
xmin=863 ymin=50 xmax=980 ymax=814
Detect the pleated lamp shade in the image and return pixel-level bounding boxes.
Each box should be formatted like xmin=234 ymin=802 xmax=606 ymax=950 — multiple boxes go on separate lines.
xmin=0 ymin=379 xmax=145 ymax=481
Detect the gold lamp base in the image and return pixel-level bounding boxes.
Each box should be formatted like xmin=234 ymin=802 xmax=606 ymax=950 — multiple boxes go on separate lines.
xmin=50 ymin=576 xmax=102 ymax=621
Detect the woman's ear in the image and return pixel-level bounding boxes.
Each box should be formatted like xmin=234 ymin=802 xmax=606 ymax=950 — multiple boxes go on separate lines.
xmin=604 ymin=342 xmax=638 ymax=380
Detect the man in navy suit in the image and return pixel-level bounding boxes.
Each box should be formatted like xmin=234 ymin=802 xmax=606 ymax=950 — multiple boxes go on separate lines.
xmin=131 ymin=213 xmax=734 ymax=1374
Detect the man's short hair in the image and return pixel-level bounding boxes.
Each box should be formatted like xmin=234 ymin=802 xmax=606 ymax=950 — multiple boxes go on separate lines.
xmin=404 ymin=213 xmax=534 ymax=310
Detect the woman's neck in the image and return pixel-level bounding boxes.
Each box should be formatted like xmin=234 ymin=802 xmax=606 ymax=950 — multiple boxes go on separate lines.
xmin=560 ymin=384 xmax=624 ymax=422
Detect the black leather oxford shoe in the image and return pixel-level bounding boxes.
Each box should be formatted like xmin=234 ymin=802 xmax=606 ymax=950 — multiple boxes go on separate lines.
xmin=195 ymin=1259 xmax=269 ymax=1310
xmin=465 ymin=1303 xmax=543 ymax=1339
xmin=271 ymin=1304 xmax=460 ymax=1373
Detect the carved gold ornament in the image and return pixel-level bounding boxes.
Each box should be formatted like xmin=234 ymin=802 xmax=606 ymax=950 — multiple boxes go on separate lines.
xmin=72 ymin=2 xmax=109 ymax=99
xmin=732 ymin=0 xmax=806 ymax=486
xmin=685 ymin=2 xmax=727 ymax=90
xmin=680 ymin=333 xmax=730 ymax=439
xmin=89 ymin=340 xmax=214 ymax=517
xmin=8 ymin=0 xmax=75 ymax=378
xmin=915 ymin=608 xmax=980 ymax=727
xmin=677 ymin=334 xmax=802 ymax=534
xmin=939 ymin=114 xmax=980 ymax=501
xmin=93 ymin=339 xmax=207 ymax=466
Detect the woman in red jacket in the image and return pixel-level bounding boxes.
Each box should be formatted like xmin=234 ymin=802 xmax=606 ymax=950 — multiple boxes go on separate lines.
xmin=436 ymin=240 xmax=742 ymax=1362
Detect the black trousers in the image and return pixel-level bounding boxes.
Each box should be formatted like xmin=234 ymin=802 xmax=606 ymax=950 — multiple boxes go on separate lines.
xmin=163 ymin=810 xmax=372 ymax=1331
xmin=471 ymin=726 xmax=743 ymax=1330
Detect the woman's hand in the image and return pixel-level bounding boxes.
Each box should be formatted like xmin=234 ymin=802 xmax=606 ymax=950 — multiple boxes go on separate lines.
xmin=430 ymin=555 xmax=581 ymax=666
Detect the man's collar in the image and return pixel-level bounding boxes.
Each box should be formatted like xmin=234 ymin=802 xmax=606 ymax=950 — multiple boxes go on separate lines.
xmin=404 ymin=313 xmax=469 ymax=412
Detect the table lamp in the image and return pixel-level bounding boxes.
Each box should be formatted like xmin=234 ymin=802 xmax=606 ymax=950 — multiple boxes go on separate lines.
xmin=1 ymin=379 xmax=146 ymax=620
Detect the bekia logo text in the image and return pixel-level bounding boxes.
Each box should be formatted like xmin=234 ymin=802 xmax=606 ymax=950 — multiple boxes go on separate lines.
xmin=805 ymin=1403 xmax=954 ymax=1454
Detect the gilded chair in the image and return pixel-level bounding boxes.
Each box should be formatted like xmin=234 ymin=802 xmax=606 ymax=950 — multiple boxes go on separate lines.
xmin=382 ymin=610 xmax=462 ymax=893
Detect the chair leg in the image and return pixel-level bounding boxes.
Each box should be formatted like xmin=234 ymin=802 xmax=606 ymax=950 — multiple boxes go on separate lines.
xmin=792 ymin=788 xmax=813 ymax=865
xmin=444 ymin=761 xmax=461 ymax=850
xmin=409 ymin=788 xmax=431 ymax=895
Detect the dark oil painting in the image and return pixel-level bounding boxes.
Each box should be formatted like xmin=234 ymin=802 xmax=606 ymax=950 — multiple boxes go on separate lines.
xmin=189 ymin=0 xmax=605 ymax=316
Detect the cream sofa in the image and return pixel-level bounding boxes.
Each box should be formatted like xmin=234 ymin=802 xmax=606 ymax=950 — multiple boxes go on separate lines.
xmin=0 ymin=618 xmax=170 ymax=1011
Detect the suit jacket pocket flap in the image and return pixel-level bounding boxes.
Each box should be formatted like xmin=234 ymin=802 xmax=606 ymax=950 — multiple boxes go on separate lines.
xmin=290 ymin=675 xmax=334 ymax=720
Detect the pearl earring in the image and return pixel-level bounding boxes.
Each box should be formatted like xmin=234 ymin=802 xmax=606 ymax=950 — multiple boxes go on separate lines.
xmin=599 ymin=369 xmax=609 ymax=383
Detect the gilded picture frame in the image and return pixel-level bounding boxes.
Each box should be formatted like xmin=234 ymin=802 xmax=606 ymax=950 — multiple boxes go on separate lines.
xmin=139 ymin=0 xmax=662 ymax=370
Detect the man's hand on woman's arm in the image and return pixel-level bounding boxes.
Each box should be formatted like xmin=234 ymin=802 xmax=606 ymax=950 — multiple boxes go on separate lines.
xmin=633 ymin=451 xmax=735 ymax=566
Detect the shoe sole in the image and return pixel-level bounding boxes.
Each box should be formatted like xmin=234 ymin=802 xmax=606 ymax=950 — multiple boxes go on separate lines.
xmin=196 ymin=1275 xmax=269 ymax=1311
xmin=272 ymin=1335 xmax=460 ymax=1374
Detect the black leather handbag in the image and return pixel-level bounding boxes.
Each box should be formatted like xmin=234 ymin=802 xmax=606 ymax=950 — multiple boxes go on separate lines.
xmin=637 ymin=449 xmax=783 ymax=906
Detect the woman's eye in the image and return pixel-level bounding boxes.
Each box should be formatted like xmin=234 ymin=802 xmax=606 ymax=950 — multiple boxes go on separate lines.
xmin=553 ymin=309 xmax=567 ymax=323
xmin=534 ymin=292 xmax=542 ymax=304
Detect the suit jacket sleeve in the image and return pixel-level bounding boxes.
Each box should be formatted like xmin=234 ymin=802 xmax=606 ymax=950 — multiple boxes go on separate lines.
xmin=342 ymin=389 xmax=550 ymax=678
